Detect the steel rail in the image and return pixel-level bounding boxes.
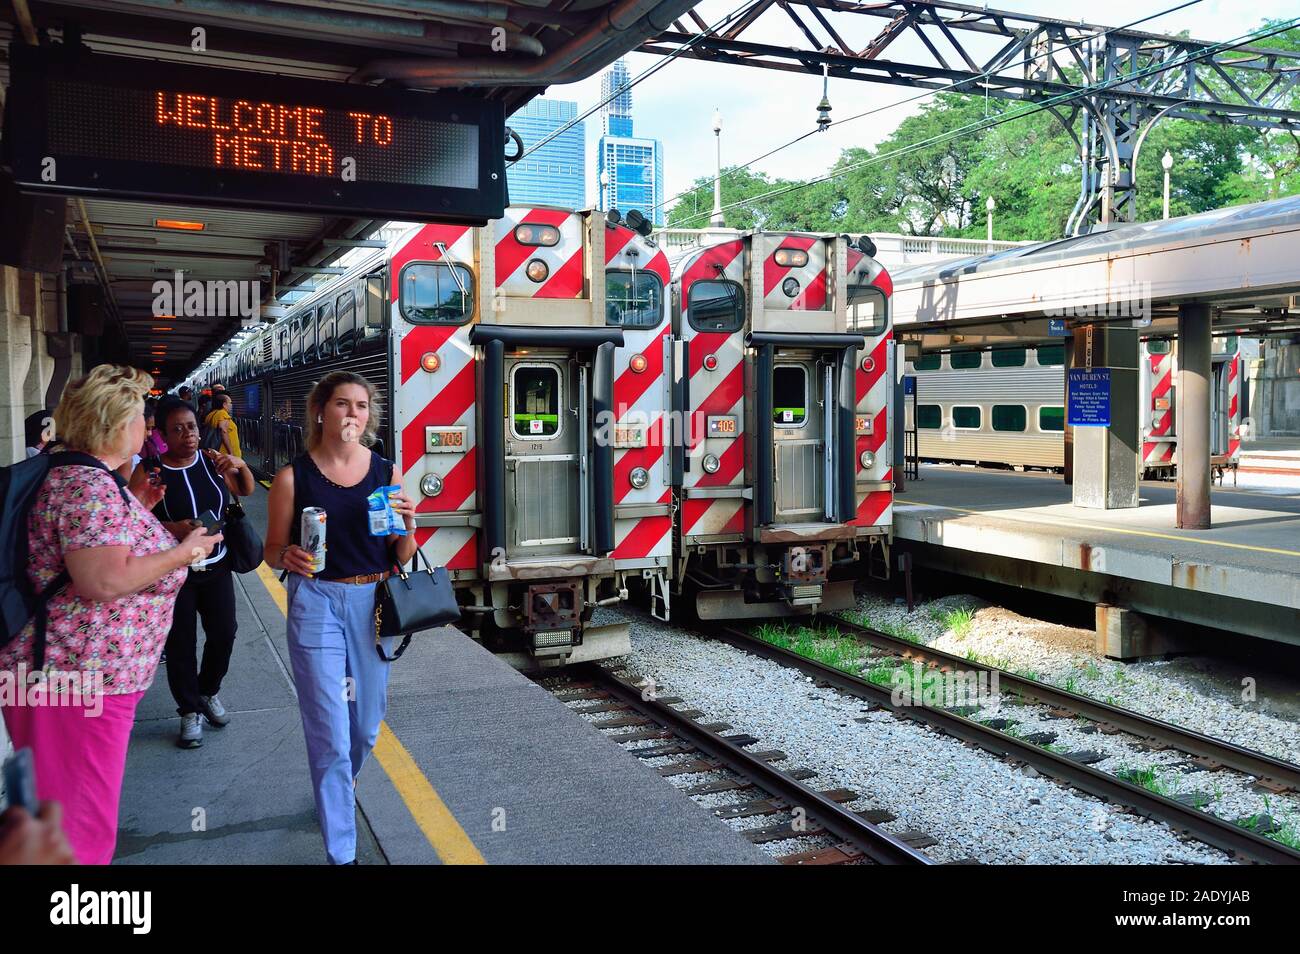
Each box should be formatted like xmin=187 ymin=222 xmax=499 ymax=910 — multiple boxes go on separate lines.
xmin=576 ymin=662 xmax=936 ymax=866
xmin=708 ymin=627 xmax=1300 ymax=865
xmin=830 ymin=616 xmax=1300 ymax=794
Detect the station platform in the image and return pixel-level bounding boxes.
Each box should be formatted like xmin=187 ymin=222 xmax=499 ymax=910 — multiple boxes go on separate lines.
xmin=114 ymin=486 xmax=767 ymax=865
xmin=894 ymin=465 xmax=1300 ymax=648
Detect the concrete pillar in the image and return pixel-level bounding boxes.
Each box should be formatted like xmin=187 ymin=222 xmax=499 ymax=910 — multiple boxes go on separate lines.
xmin=1177 ymin=303 xmax=1212 ymax=529
xmin=1071 ymin=325 xmax=1140 ymax=509
xmin=20 ymin=272 xmax=53 ymax=413
xmin=1095 ymin=604 xmax=1186 ymax=660
xmin=0 ymin=266 xmax=35 ymax=464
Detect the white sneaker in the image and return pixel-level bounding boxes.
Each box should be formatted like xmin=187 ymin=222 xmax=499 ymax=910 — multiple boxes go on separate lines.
xmin=199 ymin=694 xmax=230 ymax=727
xmin=178 ymin=712 xmax=203 ymax=749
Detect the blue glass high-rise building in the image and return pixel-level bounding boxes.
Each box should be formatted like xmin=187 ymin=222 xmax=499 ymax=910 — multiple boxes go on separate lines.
xmin=506 ymin=97 xmax=585 ymax=209
xmin=597 ymin=59 xmax=666 ymax=225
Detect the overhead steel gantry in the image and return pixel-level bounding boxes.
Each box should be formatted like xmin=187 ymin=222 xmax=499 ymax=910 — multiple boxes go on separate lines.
xmin=643 ymin=0 xmax=1300 ymax=232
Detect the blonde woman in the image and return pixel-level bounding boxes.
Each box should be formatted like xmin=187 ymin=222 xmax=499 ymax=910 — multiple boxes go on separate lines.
xmin=264 ymin=371 xmax=416 ymax=865
xmin=0 ymin=365 xmax=223 ymax=865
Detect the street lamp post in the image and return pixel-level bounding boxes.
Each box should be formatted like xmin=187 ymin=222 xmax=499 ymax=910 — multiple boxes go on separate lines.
xmin=986 ymin=195 xmax=996 ymax=243
xmin=710 ymin=108 xmax=724 ymax=228
xmin=1161 ymin=150 xmax=1173 ymax=220
xmin=599 ymin=170 xmax=609 ymax=213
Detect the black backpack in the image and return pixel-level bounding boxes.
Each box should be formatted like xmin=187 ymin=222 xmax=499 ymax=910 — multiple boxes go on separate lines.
xmin=0 ymin=450 xmax=130 ymax=670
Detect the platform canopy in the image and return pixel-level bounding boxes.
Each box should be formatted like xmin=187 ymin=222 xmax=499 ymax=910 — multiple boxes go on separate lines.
xmin=890 ymin=196 xmax=1300 ymax=353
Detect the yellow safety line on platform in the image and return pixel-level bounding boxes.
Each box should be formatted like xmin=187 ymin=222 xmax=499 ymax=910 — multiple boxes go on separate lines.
xmin=896 ymin=497 xmax=1300 ymax=559
xmin=254 ymin=564 xmax=486 ymax=865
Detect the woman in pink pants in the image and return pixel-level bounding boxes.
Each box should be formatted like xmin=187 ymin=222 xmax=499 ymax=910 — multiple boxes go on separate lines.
xmin=0 ymin=365 xmax=222 ymax=864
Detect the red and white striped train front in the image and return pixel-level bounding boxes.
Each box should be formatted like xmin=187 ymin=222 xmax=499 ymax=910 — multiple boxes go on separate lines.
xmin=670 ymin=230 xmax=893 ymax=620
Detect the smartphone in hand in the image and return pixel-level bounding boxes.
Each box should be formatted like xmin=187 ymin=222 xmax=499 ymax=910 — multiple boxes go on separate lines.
xmin=197 ymin=509 xmax=225 ymax=534
xmin=2 ymin=748 xmax=37 ymax=813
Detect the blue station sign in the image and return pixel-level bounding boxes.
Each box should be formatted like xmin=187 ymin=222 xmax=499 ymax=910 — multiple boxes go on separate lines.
xmin=1067 ymin=368 xmax=1111 ymax=427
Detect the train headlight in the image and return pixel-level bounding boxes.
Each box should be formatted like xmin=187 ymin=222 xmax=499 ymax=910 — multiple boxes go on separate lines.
xmin=420 ymin=352 xmax=441 ymax=373
xmin=629 ymin=467 xmax=650 ymax=490
xmin=514 ymin=223 xmax=561 ymax=247
xmin=420 ymin=473 xmax=444 ymax=497
xmin=773 ymin=247 xmax=809 ymax=268
xmin=781 ymin=277 xmax=800 ymax=298
xmin=702 ymin=453 xmax=721 ymax=474
xmin=859 ymin=450 xmax=876 ymax=469
xmin=525 ymin=258 xmax=550 ymax=283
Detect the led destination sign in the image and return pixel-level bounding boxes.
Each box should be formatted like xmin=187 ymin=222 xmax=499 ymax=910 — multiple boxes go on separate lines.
xmin=5 ymin=45 xmax=506 ymax=223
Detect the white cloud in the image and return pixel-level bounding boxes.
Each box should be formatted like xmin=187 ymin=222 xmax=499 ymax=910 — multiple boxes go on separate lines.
xmin=532 ymin=0 xmax=1296 ymax=216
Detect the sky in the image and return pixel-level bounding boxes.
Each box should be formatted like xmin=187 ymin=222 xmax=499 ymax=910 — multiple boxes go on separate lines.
xmin=530 ymin=0 xmax=1297 ymax=216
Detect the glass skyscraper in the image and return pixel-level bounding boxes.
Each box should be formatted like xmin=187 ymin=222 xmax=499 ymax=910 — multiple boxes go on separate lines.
xmin=597 ymin=59 xmax=665 ymax=225
xmin=506 ymin=97 xmax=585 ymax=210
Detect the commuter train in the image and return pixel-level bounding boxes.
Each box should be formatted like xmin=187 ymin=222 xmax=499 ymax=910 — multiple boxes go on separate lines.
xmin=904 ymin=337 xmax=1243 ymax=475
xmin=185 ymin=207 xmax=894 ymax=667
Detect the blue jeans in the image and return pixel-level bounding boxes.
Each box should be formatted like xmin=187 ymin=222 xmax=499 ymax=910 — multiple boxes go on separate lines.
xmin=286 ymin=575 xmax=393 ymax=864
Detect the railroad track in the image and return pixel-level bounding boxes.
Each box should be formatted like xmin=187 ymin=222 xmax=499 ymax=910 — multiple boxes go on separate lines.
xmin=710 ymin=622 xmax=1300 ymax=865
xmin=554 ymin=662 xmax=937 ymax=866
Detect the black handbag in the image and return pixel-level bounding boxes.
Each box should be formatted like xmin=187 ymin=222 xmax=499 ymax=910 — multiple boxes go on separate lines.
xmin=373 ymin=547 xmax=460 ymax=662
xmin=222 ymin=497 xmax=264 ymax=574
xmin=199 ymin=424 xmax=224 ymax=452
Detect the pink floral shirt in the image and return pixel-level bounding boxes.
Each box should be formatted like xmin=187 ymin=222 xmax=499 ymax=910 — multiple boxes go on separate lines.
xmin=0 ymin=465 xmax=186 ymax=694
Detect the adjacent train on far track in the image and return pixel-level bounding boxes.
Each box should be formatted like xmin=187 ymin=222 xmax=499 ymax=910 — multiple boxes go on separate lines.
xmin=184 ymin=207 xmax=895 ymax=668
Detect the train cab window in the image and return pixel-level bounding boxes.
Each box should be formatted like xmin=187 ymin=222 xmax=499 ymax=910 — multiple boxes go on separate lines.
xmin=847 ymin=284 xmax=887 ymax=335
xmin=1039 ymin=406 xmax=1065 ymax=431
xmin=317 ymin=304 xmax=335 ymax=359
xmin=992 ymin=405 xmax=1027 ymax=431
xmin=991 ymin=348 xmax=1026 ymax=368
xmin=687 ymin=280 xmax=744 ymax=333
xmin=912 ymin=354 xmax=941 ymax=372
xmin=1213 ymin=335 xmax=1238 ymax=355
xmin=772 ymin=365 xmax=807 ymax=427
xmin=1036 ymin=345 xmax=1065 ymax=366
xmin=952 ymin=406 xmax=982 ymax=430
xmin=336 ymin=290 xmax=356 ymax=353
xmin=917 ymin=405 xmax=942 ymax=429
xmin=400 ymin=262 xmax=475 ymax=324
xmin=605 ymin=271 xmax=663 ymax=328
xmin=949 ymin=352 xmax=982 ymax=370
xmin=1147 ymin=338 xmax=1172 ymax=355
xmin=511 ymin=364 xmax=562 ymax=439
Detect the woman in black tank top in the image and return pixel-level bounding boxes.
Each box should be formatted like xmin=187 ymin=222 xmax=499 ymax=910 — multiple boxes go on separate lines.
xmin=263 ymin=372 xmax=417 ymax=865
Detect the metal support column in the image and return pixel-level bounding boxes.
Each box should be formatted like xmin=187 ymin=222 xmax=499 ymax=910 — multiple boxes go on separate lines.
xmin=1176 ymin=302 xmax=1212 ymax=529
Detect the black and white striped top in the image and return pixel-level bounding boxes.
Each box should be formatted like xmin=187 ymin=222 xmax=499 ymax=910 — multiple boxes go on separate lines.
xmin=153 ymin=453 xmax=229 ymax=568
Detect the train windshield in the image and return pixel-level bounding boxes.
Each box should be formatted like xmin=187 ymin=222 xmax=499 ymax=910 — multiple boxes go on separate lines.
xmin=847 ymin=282 xmax=888 ymax=335
xmin=688 ymin=279 xmax=744 ymax=332
xmin=400 ymin=262 xmax=475 ymax=324
xmin=605 ymin=271 xmax=662 ymax=328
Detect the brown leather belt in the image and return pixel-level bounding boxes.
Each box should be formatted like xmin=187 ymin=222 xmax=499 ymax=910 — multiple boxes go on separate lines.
xmin=323 ymin=571 xmax=391 ymax=585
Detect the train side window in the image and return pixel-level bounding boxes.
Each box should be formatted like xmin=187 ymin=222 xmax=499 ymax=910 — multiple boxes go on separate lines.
xmin=949 ymin=352 xmax=981 ymax=370
xmin=847 ymin=284 xmax=887 ymax=335
xmin=917 ymin=405 xmax=942 ymax=429
xmin=317 ymin=304 xmax=335 ymax=359
xmin=290 ymin=318 xmax=303 ymax=367
xmin=336 ymin=290 xmax=357 ymax=354
xmin=1147 ymin=338 xmax=1171 ymax=355
xmin=1036 ymin=345 xmax=1065 ymax=366
xmin=511 ymin=364 xmax=562 ymax=439
xmin=303 ymin=310 xmax=318 ymax=360
xmin=276 ymin=326 xmax=289 ymax=369
xmin=952 ymin=406 xmax=981 ymax=430
xmin=772 ymin=365 xmax=807 ymax=427
xmin=912 ymin=354 xmax=940 ymax=372
xmin=400 ymin=262 xmax=475 ymax=325
xmin=992 ymin=405 xmax=1027 ymax=431
xmin=991 ymin=348 xmax=1026 ymax=368
xmin=1039 ymin=406 xmax=1065 ymax=432
xmin=606 ymin=271 xmax=663 ymax=328
xmin=364 ymin=276 xmax=385 ymax=338
xmin=687 ymin=279 xmax=744 ymax=333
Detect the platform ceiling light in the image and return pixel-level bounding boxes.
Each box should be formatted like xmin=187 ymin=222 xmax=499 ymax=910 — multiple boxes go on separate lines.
xmin=702 ymin=353 xmax=719 ymax=371
xmin=514 ymin=223 xmax=560 ymax=247
xmin=629 ymin=466 xmax=650 ymax=490
xmin=773 ymin=247 xmax=809 ymax=268
xmin=860 ymin=450 xmax=876 ymax=469
xmin=702 ymin=453 xmax=721 ymax=474
xmin=525 ymin=258 xmax=549 ymax=283
xmin=629 ymin=353 xmax=648 ymax=374
xmin=420 ymin=473 xmax=443 ymax=497
xmin=420 ymin=352 xmax=441 ymax=373
xmin=155 ymin=219 xmax=205 ymax=231
xmin=782 ymin=276 xmax=801 ymax=298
